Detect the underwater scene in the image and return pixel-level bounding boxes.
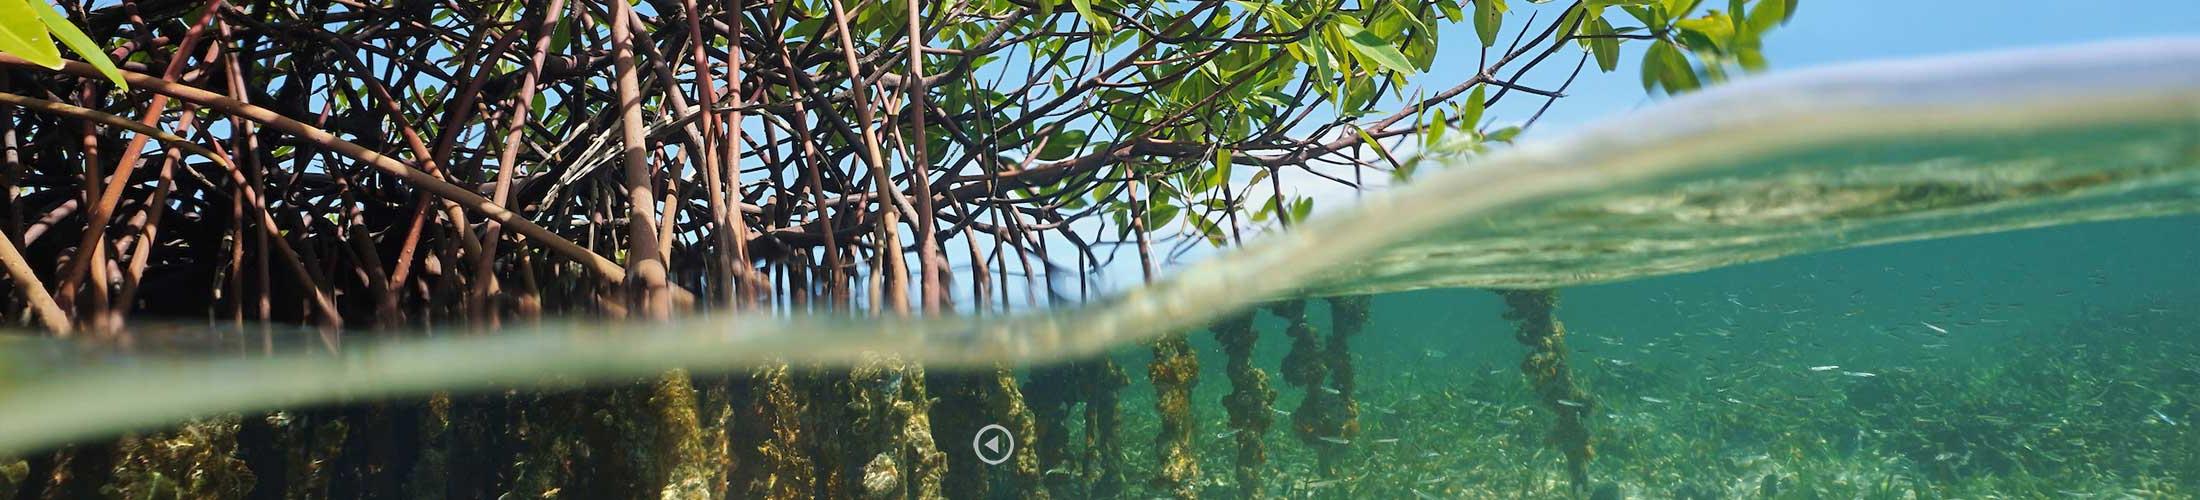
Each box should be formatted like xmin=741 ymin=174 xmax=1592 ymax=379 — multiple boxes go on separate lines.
xmin=1096 ymin=214 xmax=2200 ymax=498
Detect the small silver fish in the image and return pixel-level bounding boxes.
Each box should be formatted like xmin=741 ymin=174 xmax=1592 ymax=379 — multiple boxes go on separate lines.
xmin=1215 ymin=429 xmax=1244 ymax=439
xmin=1423 ymin=349 xmax=1449 ymax=359
xmin=1373 ymin=438 xmax=1401 ymax=444
xmin=1556 ymin=399 xmax=1586 ymax=408
xmin=1922 ymin=321 xmax=1949 ymax=334
xmin=2152 ymin=408 xmax=2179 ymax=426
xmin=1842 ymin=371 xmax=1878 ymax=378
xmin=1317 ymin=436 xmax=1351 ymax=445
xmin=1809 ymin=365 xmax=1840 ymax=372
xmin=1320 ymin=386 xmax=1343 ymax=395
xmin=1639 ymin=396 xmax=1670 ymax=404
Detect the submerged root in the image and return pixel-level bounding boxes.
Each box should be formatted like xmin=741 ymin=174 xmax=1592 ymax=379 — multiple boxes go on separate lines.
xmin=1273 ymin=298 xmax=1361 ymax=477
xmin=1084 ymin=358 xmax=1132 ymax=498
xmin=1498 ymin=288 xmax=1596 ymax=491
xmin=105 ymin=416 xmax=256 ymax=499
xmin=1148 ymin=331 xmax=1202 ymax=499
xmin=1312 ymin=296 xmax=1369 ymax=475
xmin=988 ymin=365 xmax=1048 ymax=498
xmin=1025 ymin=365 xmax=1082 ymax=498
xmin=844 ymin=355 xmax=946 ymax=500
xmin=733 ymin=363 xmax=813 ymax=500
xmin=933 ymin=364 xmax=1046 ymax=499
xmin=1213 ymin=310 xmax=1275 ymax=498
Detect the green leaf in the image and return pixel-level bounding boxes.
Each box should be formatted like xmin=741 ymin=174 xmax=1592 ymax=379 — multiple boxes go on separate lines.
xmin=1355 ymin=128 xmax=1401 ymax=168
xmin=1673 ymin=12 xmax=1734 ymax=51
xmin=1551 ymin=4 xmax=1584 ymax=44
xmin=1186 ymin=214 xmax=1226 ymax=244
xmin=1437 ymin=1 xmax=1464 ymax=23
xmin=1145 ymin=203 xmax=1180 ymax=229
xmin=31 ymin=0 xmax=125 ymax=89
xmin=0 ymin=0 xmax=63 ymax=69
xmin=1070 ymin=0 xmax=1109 ymax=32
xmin=1642 ymin=39 xmax=1700 ymax=94
xmin=1736 ymin=45 xmax=1767 ymax=71
xmin=1113 ymin=205 xmax=1133 ymax=238
xmin=1486 ymin=125 xmax=1522 ymax=143
xmin=1745 ymin=0 xmax=1793 ymax=35
xmin=1390 ymin=158 xmax=1417 ymax=182
xmin=1461 ymin=84 xmax=1487 ymax=129
xmin=1037 ymin=130 xmax=1090 ymax=161
xmin=1336 ymin=22 xmax=1416 ymax=75
xmin=1472 ymin=0 xmax=1505 ymax=47
xmin=1288 ymin=196 xmax=1313 ymax=224
xmin=1034 ymin=0 xmax=1057 ymax=19
xmin=1587 ymin=17 xmax=1620 ymax=72
xmin=1208 ymin=149 xmax=1233 ymax=191
xmin=1662 ymin=0 xmax=1703 ymax=17
xmin=1425 ymin=107 xmax=1447 ymax=145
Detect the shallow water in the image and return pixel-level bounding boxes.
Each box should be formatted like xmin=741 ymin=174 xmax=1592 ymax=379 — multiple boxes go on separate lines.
xmin=2 ymin=40 xmax=2198 ymax=496
xmin=1128 ymin=214 xmax=2200 ymax=497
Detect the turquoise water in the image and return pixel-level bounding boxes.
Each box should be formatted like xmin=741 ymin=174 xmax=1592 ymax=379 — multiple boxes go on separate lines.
xmin=1106 ymin=214 xmax=2200 ymax=497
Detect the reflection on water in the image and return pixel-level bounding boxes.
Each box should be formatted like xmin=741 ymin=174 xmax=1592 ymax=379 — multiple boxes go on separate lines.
xmin=1 ymin=40 xmax=2197 ymax=497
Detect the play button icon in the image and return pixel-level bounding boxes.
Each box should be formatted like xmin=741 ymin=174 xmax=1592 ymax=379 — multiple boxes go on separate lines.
xmin=972 ymin=424 xmax=1013 ymax=465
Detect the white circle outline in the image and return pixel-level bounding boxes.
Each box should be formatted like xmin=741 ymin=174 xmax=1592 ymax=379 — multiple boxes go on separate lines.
xmin=972 ymin=424 xmax=1013 ymax=465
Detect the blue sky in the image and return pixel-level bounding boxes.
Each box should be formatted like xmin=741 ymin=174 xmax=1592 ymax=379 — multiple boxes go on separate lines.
xmin=1466 ymin=0 xmax=2200 ymax=134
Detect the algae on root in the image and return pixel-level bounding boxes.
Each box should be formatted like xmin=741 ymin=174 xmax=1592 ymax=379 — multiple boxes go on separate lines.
xmin=1498 ymin=289 xmax=1595 ymax=491
xmin=1213 ymin=310 xmax=1276 ymax=498
xmin=1272 ymin=298 xmax=1359 ymax=477
xmin=1148 ymin=331 xmax=1201 ymax=499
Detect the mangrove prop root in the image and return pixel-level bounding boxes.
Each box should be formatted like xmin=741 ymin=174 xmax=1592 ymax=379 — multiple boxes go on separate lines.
xmin=1084 ymin=358 xmax=1132 ymax=498
xmin=14 ymin=383 xmax=753 ymax=499
xmin=646 ymin=369 xmax=717 ymax=498
xmin=1025 ymin=365 xmax=1082 ymax=498
xmin=1498 ymin=289 xmax=1595 ymax=490
xmin=932 ymin=365 xmax=1048 ymax=500
xmin=733 ymin=364 xmax=813 ymax=500
xmin=989 ymin=365 xmax=1049 ymax=498
xmin=102 ymin=417 xmax=254 ymax=499
xmin=1309 ymin=296 xmax=1369 ymax=476
xmin=1272 ymin=298 xmax=1357 ymax=476
xmin=843 ymin=355 xmax=946 ymax=500
xmin=1213 ymin=310 xmax=1276 ymax=498
xmin=1148 ymin=331 xmax=1202 ymax=498
xmin=931 ymin=373 xmax=989 ymax=498
xmin=1274 ymin=299 xmax=1329 ymax=389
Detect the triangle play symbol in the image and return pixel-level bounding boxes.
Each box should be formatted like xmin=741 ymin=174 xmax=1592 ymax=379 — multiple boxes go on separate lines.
xmin=984 ymin=436 xmax=1001 ymax=453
